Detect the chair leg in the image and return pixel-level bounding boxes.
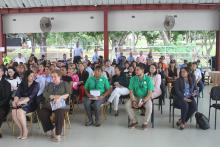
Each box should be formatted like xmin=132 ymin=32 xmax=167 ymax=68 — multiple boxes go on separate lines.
xmin=172 ymin=107 xmax=174 ymax=128
xmin=103 ymin=105 xmax=107 ymax=120
xmin=66 ymin=113 xmax=71 ymax=128
xmin=63 ymin=119 xmax=66 ymax=136
xmin=169 ymin=101 xmax=171 ymax=123
xmin=28 ymin=114 xmax=33 ymax=134
xmin=35 ymin=112 xmax=41 ymax=129
xmin=128 ymin=116 xmax=130 ymax=128
xmin=208 ymin=107 xmax=211 ymax=121
xmin=109 ymin=103 xmax=112 ymax=114
xmin=215 ymin=109 xmax=217 ymax=130
xmin=196 ymin=96 xmax=199 ymax=109
xmin=152 ymin=104 xmax=154 ymax=128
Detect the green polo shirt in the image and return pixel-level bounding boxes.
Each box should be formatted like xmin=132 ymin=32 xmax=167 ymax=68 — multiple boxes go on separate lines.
xmin=129 ymin=75 xmax=154 ymax=100
xmin=84 ymin=76 xmax=110 ymax=95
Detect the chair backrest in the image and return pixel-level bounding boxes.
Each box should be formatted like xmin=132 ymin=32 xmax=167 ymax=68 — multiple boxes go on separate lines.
xmin=160 ymin=80 xmax=166 ymax=98
xmin=169 ymin=86 xmax=176 ymax=100
xmin=210 ymin=86 xmax=220 ymax=101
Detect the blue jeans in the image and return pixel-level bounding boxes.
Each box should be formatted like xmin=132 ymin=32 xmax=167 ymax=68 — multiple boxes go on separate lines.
xmin=84 ymin=98 xmax=105 ymax=123
xmin=174 ymin=98 xmax=197 ymax=123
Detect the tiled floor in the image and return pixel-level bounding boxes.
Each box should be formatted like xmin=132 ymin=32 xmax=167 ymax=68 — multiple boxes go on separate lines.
xmin=0 ymin=85 xmax=220 ymax=147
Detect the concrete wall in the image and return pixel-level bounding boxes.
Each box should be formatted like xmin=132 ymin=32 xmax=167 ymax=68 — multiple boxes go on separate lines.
xmin=3 ymin=10 xmax=220 ymax=33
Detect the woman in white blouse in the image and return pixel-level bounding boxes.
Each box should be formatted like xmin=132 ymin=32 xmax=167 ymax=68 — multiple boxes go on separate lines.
xmin=147 ymin=64 xmax=162 ymax=99
xmin=6 ymin=67 xmax=21 ymax=96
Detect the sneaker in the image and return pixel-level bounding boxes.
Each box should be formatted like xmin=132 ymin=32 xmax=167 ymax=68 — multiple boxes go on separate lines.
xmin=85 ymin=121 xmax=93 ymax=126
xmin=52 ymin=135 xmax=61 ymax=142
xmin=94 ymin=122 xmax=101 ymax=127
xmin=0 ymin=133 xmax=2 ymax=138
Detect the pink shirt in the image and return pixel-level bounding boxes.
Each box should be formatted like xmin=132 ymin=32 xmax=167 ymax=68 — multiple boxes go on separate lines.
xmin=69 ymin=73 xmax=79 ymax=90
xmin=139 ymin=55 xmax=146 ymax=63
xmin=149 ymin=74 xmax=162 ymax=98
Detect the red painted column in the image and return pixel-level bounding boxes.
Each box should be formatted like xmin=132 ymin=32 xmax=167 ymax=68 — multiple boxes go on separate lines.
xmin=216 ymin=31 xmax=220 ymax=71
xmin=103 ymin=8 xmax=109 ymax=60
xmin=0 ymin=14 xmax=4 ymax=65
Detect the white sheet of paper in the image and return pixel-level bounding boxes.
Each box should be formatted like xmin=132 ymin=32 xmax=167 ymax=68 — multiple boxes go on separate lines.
xmin=90 ymin=90 xmax=101 ymax=97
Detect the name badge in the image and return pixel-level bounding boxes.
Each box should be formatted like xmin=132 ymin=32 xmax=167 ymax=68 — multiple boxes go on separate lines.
xmin=90 ymin=90 xmax=101 ymax=97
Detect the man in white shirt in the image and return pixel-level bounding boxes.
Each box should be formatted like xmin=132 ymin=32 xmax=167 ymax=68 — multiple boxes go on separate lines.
xmin=72 ymin=42 xmax=83 ymax=63
xmin=104 ymin=60 xmax=115 ymax=79
xmin=92 ymin=49 xmax=99 ymax=63
xmin=192 ymin=62 xmax=204 ymax=93
xmin=13 ymin=53 xmax=26 ymax=64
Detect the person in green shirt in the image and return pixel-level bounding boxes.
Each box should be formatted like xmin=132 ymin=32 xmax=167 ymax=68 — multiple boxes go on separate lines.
xmin=126 ymin=63 xmax=154 ymax=129
xmin=84 ymin=65 xmax=111 ymax=127
xmin=2 ymin=53 xmax=11 ymax=66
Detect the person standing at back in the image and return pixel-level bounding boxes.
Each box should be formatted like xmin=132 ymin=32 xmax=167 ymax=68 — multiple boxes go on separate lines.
xmin=72 ymin=41 xmax=83 ymax=63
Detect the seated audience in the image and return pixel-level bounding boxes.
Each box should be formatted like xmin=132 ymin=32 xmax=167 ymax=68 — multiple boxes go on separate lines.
xmin=126 ymin=63 xmax=154 ymax=129
xmin=84 ymin=65 xmax=111 ymax=127
xmin=39 ymin=70 xmax=70 ymax=142
xmin=192 ymin=62 xmax=204 ymax=93
xmin=147 ymin=64 xmax=162 ymax=99
xmin=0 ymin=66 xmax=11 ymax=138
xmin=107 ymin=65 xmax=129 ymax=116
xmin=6 ymin=67 xmax=21 ymax=97
xmin=12 ymin=70 xmax=39 ymax=139
xmin=174 ymin=67 xmax=197 ymax=130
xmin=77 ymin=63 xmax=89 ymax=103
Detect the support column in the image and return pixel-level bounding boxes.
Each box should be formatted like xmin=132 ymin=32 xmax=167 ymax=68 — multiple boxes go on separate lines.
xmin=216 ymin=31 xmax=220 ymax=71
xmin=0 ymin=14 xmax=4 ymax=65
xmin=103 ymin=8 xmax=109 ymax=60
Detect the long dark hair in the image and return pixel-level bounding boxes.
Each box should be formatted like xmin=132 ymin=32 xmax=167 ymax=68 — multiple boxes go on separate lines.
xmin=180 ymin=67 xmax=193 ymax=87
xmin=21 ymin=70 xmax=34 ymax=91
xmin=6 ymin=67 xmax=19 ymax=79
xmin=149 ymin=63 xmax=158 ymax=76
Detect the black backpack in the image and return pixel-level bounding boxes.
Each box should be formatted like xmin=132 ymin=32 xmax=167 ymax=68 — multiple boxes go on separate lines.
xmin=195 ymin=112 xmax=210 ymax=130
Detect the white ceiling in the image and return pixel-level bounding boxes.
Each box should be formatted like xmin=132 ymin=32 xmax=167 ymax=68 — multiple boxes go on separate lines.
xmin=0 ymin=0 xmax=219 ymax=8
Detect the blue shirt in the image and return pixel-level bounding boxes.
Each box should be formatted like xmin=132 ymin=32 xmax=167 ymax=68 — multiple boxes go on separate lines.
xmin=127 ymin=56 xmax=135 ymax=63
xmin=184 ymin=81 xmax=191 ymax=97
xmin=35 ymin=75 xmax=46 ymax=96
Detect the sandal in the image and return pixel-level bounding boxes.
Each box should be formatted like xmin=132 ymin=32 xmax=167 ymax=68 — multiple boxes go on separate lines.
xmin=142 ymin=123 xmax=148 ymax=129
xmin=129 ymin=122 xmax=138 ymax=128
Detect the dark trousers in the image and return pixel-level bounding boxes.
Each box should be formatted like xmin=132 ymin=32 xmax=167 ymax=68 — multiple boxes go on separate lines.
xmin=175 ymin=98 xmax=197 ymax=123
xmin=38 ymin=103 xmax=65 ymax=135
xmin=0 ymin=105 xmax=10 ymax=128
xmin=197 ymin=80 xmax=204 ymax=93
xmin=73 ymin=56 xmax=81 ymax=63
xmin=84 ymin=98 xmax=105 ymax=123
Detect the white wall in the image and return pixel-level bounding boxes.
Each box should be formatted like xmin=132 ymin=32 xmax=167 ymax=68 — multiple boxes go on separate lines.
xmin=3 ymin=10 xmax=220 ymax=33
xmin=3 ymin=11 xmax=104 ymax=33
xmin=109 ymin=10 xmax=220 ymax=31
